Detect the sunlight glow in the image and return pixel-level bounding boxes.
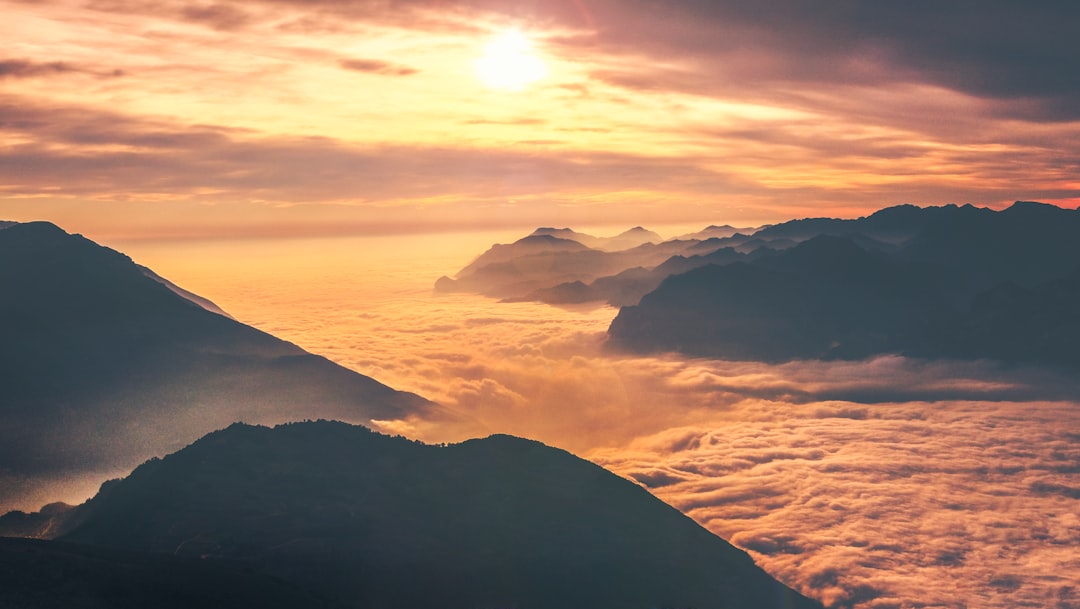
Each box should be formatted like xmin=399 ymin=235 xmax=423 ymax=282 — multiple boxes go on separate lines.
xmin=474 ymin=29 xmax=548 ymax=91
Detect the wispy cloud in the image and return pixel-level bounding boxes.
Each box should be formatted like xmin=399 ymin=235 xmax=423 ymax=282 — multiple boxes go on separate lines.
xmin=339 ymin=58 xmax=418 ymax=76
xmin=4 ymin=0 xmax=1079 ymax=238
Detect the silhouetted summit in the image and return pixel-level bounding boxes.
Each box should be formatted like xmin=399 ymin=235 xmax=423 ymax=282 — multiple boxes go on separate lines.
xmin=14 ymin=421 xmax=819 ymax=609
xmin=0 ymin=222 xmax=438 ymax=513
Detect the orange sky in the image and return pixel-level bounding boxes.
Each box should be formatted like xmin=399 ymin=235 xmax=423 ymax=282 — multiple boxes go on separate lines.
xmin=2 ymin=0 xmax=1079 ymax=239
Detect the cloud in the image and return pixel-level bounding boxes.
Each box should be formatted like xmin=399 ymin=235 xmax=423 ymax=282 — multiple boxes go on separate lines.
xmin=0 ymin=95 xmax=725 ymax=204
xmin=179 ymin=3 xmax=252 ymax=29
xmin=339 ymin=58 xmax=419 ymax=76
xmin=189 ymin=238 xmax=1079 ymax=609
xmin=0 ymin=59 xmax=121 ymax=79
xmin=581 ymin=1 xmax=1080 ymax=121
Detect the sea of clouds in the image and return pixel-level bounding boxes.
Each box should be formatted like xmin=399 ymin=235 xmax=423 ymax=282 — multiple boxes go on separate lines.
xmin=123 ymin=233 xmax=1080 ymax=609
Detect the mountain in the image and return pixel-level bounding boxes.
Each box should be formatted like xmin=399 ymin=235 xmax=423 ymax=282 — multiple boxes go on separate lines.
xmin=5 ymin=421 xmax=821 ymax=609
xmin=607 ymin=202 xmax=1080 ymax=366
xmin=0 ymin=221 xmax=439 ymax=513
xmin=435 ymin=232 xmax=699 ymax=300
xmin=751 ymin=202 xmax=988 ymax=243
xmin=0 ymin=537 xmax=344 ymax=609
xmin=530 ymin=226 xmax=662 ymax=251
xmin=601 ymin=226 xmax=663 ymax=251
xmin=677 ymin=224 xmax=761 ymax=241
xmin=138 ymin=264 xmax=233 ymax=318
xmin=526 ymin=246 xmax=754 ymax=308
xmin=899 ymin=200 xmax=1080 ymax=289
xmin=609 ymin=235 xmax=951 ymax=361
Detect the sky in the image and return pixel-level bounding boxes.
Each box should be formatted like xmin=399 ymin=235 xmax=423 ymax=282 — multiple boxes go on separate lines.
xmin=3 ymin=0 xmax=1080 ymax=239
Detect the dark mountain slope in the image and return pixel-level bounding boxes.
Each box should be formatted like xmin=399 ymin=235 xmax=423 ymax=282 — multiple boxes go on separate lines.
xmin=0 ymin=537 xmax=343 ymax=609
xmin=608 ymin=236 xmax=953 ymax=361
xmin=607 ymin=202 xmax=1080 ymax=365
xmin=0 ymin=222 xmax=438 ymax=512
xmin=752 ymin=202 xmax=989 ymax=243
xmin=36 ymin=421 xmax=821 ymax=609
xmin=899 ymin=200 xmax=1080 ymax=289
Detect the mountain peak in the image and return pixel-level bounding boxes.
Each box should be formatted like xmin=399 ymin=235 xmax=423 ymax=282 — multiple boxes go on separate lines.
xmin=41 ymin=420 xmax=820 ymax=609
xmin=1004 ymin=200 xmax=1061 ymax=214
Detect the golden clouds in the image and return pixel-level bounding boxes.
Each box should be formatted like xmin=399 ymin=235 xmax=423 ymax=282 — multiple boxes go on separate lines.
xmin=114 ymin=230 xmax=1080 ymax=608
xmin=5 ymin=0 xmax=1079 ymax=238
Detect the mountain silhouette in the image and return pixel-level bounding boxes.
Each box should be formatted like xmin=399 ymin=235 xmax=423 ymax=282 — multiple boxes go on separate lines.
xmin=0 ymin=537 xmax=344 ymax=609
xmin=609 ymin=236 xmax=949 ymax=360
xmin=6 ymin=421 xmax=821 ymax=609
xmin=0 ymin=221 xmax=439 ymax=512
xmin=530 ymin=226 xmax=662 ymax=251
xmin=525 ymin=246 xmax=754 ymax=308
xmin=677 ymin=224 xmax=761 ymax=241
xmin=435 ymin=232 xmax=700 ymax=300
xmin=607 ymin=202 xmax=1080 ymax=366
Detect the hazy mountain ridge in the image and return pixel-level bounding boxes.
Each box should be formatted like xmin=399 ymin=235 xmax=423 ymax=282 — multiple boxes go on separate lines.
xmin=3 ymin=421 xmax=822 ymax=609
xmin=531 ymin=226 xmax=663 ymax=251
xmin=435 ymin=232 xmax=707 ymax=300
xmin=607 ymin=202 xmax=1080 ymax=365
xmin=0 ymin=221 xmax=439 ymax=513
xmin=434 ymin=225 xmax=770 ymax=304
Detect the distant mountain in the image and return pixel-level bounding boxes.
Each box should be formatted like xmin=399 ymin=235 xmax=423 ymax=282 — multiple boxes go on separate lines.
xmin=0 ymin=537 xmax=343 ymax=609
xmin=0 ymin=222 xmax=440 ymax=513
xmin=526 ymin=246 xmax=755 ymax=308
xmin=435 ymin=232 xmax=699 ymax=300
xmin=601 ymin=226 xmax=663 ymax=251
xmin=437 ymin=217 xmax=892 ymax=308
xmin=607 ymin=202 xmax=1080 ymax=366
xmin=5 ymin=421 xmax=821 ymax=609
xmin=677 ymin=224 xmax=761 ymax=241
xmin=531 ymin=226 xmax=662 ymax=251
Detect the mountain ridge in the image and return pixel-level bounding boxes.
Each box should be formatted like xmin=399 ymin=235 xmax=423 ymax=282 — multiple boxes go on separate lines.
xmin=0 ymin=221 xmax=441 ymax=513
xmin=606 ymin=202 xmax=1080 ymax=365
xmin=4 ymin=420 xmax=822 ymax=609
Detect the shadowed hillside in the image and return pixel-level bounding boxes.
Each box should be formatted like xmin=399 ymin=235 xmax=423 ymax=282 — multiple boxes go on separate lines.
xmin=9 ymin=421 xmax=822 ymax=609
xmin=0 ymin=221 xmax=440 ymax=512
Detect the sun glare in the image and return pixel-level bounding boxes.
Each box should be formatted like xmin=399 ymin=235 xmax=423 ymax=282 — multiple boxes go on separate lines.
xmin=474 ymin=29 xmax=548 ymax=91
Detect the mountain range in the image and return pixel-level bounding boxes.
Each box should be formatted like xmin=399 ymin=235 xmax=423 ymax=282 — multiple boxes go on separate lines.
xmin=2 ymin=421 xmax=821 ymax=609
xmin=607 ymin=202 xmax=1080 ymax=365
xmin=1 ymin=219 xmax=823 ymax=607
xmin=436 ymin=201 xmax=1080 ymax=367
xmin=0 ymin=221 xmax=440 ymax=513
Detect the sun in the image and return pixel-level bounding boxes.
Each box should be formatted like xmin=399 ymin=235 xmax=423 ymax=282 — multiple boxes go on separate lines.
xmin=474 ymin=29 xmax=548 ymax=91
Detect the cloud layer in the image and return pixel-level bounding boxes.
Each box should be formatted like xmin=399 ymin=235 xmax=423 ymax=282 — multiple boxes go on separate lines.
xmin=112 ymin=232 xmax=1080 ymax=608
